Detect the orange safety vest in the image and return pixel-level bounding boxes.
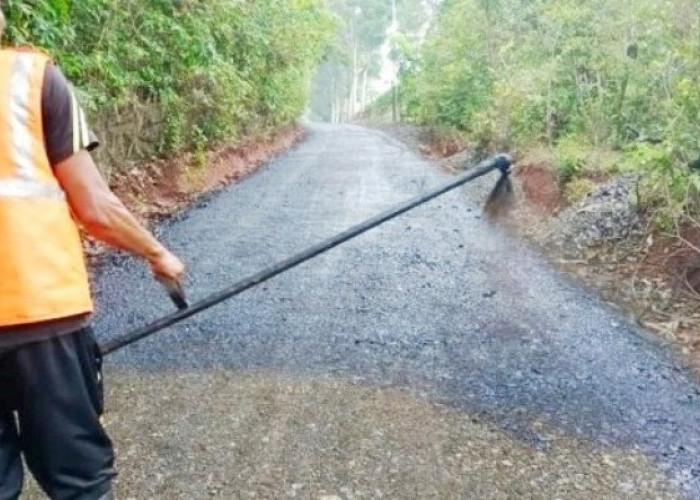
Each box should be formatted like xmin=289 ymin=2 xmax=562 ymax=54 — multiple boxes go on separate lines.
xmin=0 ymin=48 xmax=93 ymax=327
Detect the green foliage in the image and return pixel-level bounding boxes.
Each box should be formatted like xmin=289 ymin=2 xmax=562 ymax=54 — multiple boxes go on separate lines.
xmin=564 ymin=177 xmax=597 ymax=204
xmin=396 ymin=0 xmax=700 ymax=226
xmin=553 ymin=136 xmax=588 ymax=185
xmin=623 ymin=142 xmax=700 ymax=229
xmin=3 ymin=0 xmax=334 ymax=161
xmin=409 ymin=1 xmax=493 ymax=130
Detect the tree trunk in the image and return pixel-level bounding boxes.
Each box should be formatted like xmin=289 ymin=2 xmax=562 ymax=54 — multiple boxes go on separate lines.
xmin=362 ymin=69 xmax=367 ymax=112
xmin=331 ymin=77 xmax=337 ymax=123
xmin=351 ymin=39 xmax=358 ymax=118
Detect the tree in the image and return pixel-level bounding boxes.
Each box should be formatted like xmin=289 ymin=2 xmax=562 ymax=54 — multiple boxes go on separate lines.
xmin=311 ymin=0 xmax=432 ymax=122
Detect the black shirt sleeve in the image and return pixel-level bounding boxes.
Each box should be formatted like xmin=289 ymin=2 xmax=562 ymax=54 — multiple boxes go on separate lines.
xmin=41 ymin=64 xmax=99 ymax=167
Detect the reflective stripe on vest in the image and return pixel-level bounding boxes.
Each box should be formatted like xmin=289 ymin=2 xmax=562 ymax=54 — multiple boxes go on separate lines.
xmin=0 ymin=52 xmax=65 ymax=201
xmin=0 ymin=177 xmax=66 ymax=199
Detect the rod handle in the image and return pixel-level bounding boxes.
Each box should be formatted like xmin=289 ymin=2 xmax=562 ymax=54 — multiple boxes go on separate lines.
xmin=157 ymin=276 xmax=188 ymax=310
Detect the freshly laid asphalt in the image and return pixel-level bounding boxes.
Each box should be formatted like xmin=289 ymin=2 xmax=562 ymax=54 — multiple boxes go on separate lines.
xmin=90 ymin=124 xmax=700 ymax=498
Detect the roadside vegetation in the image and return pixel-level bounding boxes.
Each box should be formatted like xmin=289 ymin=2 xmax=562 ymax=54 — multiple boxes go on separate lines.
xmin=4 ymin=0 xmax=334 ymax=176
xmin=377 ymin=0 xmax=700 ymax=233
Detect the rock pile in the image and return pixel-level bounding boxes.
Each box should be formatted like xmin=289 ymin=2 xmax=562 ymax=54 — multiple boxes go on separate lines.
xmin=537 ymin=174 xmax=645 ymax=255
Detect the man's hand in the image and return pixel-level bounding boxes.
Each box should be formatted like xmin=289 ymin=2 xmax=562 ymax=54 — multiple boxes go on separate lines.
xmin=149 ymin=248 xmax=186 ymax=282
xmin=152 ymin=250 xmax=188 ymax=309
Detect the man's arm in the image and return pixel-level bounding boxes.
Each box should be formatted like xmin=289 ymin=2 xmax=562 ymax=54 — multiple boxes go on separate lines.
xmin=42 ymin=63 xmax=184 ymax=282
xmin=54 ymin=151 xmax=185 ymax=282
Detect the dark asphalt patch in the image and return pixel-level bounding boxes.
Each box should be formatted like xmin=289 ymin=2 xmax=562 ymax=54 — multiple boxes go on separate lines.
xmin=92 ymin=124 xmax=700 ymax=497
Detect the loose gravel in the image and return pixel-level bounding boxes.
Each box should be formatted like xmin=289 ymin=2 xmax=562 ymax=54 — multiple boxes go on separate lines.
xmin=22 ymin=124 xmax=700 ymax=499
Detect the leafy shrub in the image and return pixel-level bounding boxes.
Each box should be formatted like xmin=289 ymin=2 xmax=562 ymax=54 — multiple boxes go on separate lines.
xmin=564 ymin=178 xmax=597 ymax=204
xmin=624 ymin=143 xmax=700 ymax=229
xmin=3 ymin=0 xmax=334 ymax=173
xmin=553 ymin=137 xmax=589 ymax=185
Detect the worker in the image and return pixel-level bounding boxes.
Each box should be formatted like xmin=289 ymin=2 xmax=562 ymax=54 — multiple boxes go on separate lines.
xmin=0 ymin=7 xmax=185 ymax=500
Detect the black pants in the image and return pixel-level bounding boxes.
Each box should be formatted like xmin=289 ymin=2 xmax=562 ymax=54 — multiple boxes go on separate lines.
xmin=0 ymin=327 xmax=115 ymax=500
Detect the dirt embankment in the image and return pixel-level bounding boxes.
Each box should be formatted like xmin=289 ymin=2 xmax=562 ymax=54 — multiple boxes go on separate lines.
xmin=376 ymin=123 xmax=700 ymax=370
xmin=512 ymin=161 xmax=700 ymax=365
xmin=110 ymin=127 xmax=302 ymax=219
xmin=84 ymin=127 xmax=303 ymax=261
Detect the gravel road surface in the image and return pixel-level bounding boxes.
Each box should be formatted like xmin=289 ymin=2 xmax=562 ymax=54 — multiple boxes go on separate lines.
xmin=32 ymin=124 xmax=700 ymax=498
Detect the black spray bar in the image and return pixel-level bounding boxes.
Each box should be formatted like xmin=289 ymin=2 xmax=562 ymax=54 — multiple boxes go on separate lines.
xmin=101 ymin=154 xmax=512 ymax=356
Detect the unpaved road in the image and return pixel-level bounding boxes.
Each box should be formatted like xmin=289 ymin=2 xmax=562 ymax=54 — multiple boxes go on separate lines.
xmin=49 ymin=124 xmax=700 ymax=498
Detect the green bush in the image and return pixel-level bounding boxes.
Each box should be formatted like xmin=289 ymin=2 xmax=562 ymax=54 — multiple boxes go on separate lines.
xmin=3 ymin=0 xmax=334 ymax=168
xmin=624 ymin=143 xmax=700 ymax=229
xmin=553 ymin=136 xmax=589 ymax=185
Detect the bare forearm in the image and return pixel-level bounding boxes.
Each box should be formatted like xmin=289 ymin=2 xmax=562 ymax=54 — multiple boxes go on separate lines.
xmin=54 ymin=151 xmax=185 ymax=281
xmin=81 ymin=193 xmax=166 ymax=263
xmin=81 ymin=193 xmax=185 ymax=282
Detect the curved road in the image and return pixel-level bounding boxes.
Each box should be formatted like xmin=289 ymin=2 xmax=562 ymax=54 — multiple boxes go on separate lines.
xmin=88 ymin=124 xmax=700 ymax=498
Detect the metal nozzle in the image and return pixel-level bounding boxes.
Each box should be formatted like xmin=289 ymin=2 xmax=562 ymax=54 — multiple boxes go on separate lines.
xmin=493 ymin=154 xmax=513 ymax=175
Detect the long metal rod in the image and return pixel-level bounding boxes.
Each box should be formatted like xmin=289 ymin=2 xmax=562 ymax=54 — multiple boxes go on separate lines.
xmin=101 ymin=154 xmax=512 ymax=356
